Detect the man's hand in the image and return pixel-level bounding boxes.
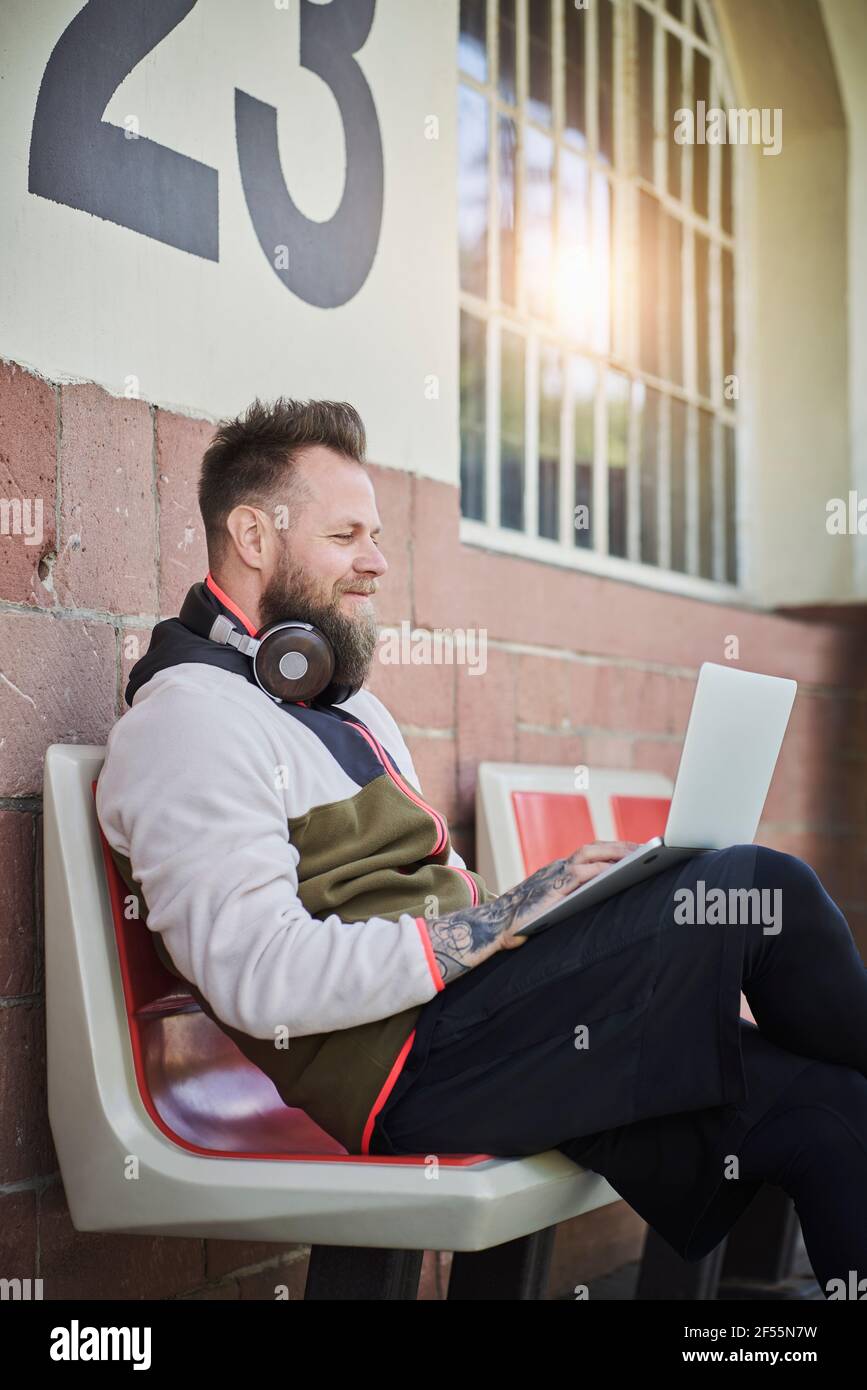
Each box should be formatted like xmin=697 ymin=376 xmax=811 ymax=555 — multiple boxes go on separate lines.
xmin=422 ymin=840 xmax=640 ymax=980
xmin=564 ymin=840 xmax=640 ymax=889
xmin=498 ymin=840 xmax=639 ymax=951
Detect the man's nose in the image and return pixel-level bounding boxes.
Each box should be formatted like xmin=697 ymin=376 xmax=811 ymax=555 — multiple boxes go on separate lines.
xmin=357 ymin=539 xmax=388 ymax=576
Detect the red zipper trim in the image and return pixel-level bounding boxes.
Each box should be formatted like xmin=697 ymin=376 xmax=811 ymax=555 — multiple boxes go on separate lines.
xmin=360 ymin=1028 xmax=418 ymax=1155
xmin=449 ymin=865 xmax=480 ymax=906
xmin=204 ymin=571 xmax=258 ymax=636
xmin=340 ymin=714 xmax=479 ymax=904
xmin=343 ymin=718 xmax=448 ymax=855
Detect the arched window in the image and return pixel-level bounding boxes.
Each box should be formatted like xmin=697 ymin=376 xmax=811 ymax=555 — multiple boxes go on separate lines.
xmin=458 ymin=0 xmax=738 ymax=594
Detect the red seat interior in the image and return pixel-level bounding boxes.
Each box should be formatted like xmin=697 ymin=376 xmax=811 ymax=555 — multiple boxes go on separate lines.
xmin=511 ymin=791 xmax=595 ymax=876
xmin=610 ymin=795 xmax=671 ymax=843
xmin=89 ymin=774 xmax=756 ymax=1159
xmin=91 ymin=783 xmax=485 ymax=1165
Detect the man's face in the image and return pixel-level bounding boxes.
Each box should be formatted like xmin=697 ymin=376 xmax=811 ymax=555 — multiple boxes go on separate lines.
xmin=258 ymin=447 xmax=388 ymax=694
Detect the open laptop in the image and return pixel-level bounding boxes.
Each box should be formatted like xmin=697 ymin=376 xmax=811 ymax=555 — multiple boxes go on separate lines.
xmin=515 ymin=661 xmax=797 ymax=938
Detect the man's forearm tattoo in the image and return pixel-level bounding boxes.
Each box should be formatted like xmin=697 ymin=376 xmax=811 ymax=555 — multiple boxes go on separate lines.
xmin=424 ymin=856 xmax=574 ymax=984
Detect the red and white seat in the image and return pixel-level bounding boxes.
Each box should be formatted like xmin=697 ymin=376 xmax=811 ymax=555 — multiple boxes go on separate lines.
xmin=43 ymin=743 xmax=622 ymax=1253
xmin=475 ymin=761 xmax=755 ymax=1023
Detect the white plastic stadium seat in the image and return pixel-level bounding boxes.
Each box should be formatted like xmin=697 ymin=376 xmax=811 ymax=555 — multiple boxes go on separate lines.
xmin=42 ymin=743 xmax=621 ymax=1252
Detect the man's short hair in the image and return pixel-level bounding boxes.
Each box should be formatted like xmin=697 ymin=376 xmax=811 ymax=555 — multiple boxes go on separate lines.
xmin=198 ymin=396 xmax=367 ymax=564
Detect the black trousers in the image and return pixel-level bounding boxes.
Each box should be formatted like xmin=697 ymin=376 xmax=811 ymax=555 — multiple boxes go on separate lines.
xmin=370 ymin=846 xmax=867 ymax=1290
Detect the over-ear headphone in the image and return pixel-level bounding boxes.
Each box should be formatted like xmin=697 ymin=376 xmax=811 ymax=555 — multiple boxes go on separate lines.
xmin=178 ymin=582 xmax=361 ymax=707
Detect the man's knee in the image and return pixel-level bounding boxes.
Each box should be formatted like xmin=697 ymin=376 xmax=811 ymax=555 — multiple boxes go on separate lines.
xmin=741 ymin=1065 xmax=867 ymax=1187
xmin=776 ymin=1064 xmax=867 ymax=1165
xmin=798 ymin=1062 xmax=867 ymax=1125
xmin=751 ymin=846 xmax=847 ymax=940
xmin=752 ymin=845 xmax=823 ymax=895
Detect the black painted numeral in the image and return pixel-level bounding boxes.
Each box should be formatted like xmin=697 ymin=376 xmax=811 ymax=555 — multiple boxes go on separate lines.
xmin=29 ymin=0 xmax=219 ymax=260
xmin=28 ymin=0 xmax=385 ymax=304
xmin=235 ymin=0 xmax=384 ymax=307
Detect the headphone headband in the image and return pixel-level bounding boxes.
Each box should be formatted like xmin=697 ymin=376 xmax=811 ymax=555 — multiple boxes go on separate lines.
xmin=208 ymin=614 xmax=260 ymax=658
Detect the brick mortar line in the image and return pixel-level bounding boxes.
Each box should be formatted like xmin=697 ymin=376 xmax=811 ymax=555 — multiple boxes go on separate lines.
xmin=0 ymin=1173 xmax=61 ymax=1198
xmin=512 ymin=720 xmax=867 ymax=754
xmin=398 ymin=724 xmax=455 ymax=739
xmin=515 ymin=722 xmax=683 ymax=740
xmin=32 ymin=811 xmax=42 ymax=998
xmin=151 ymin=402 xmax=161 ymax=619
xmin=53 ymin=383 xmax=61 ymax=573
xmin=197 ymin=1246 xmax=309 ymax=1293
xmin=0 ymin=601 xmax=153 ymax=625
xmin=759 ymin=821 xmax=867 ymax=836
xmin=1 ymin=604 xmax=864 ymax=704
xmin=485 ymin=640 xmax=867 ymax=699
xmin=113 ymin=624 xmax=123 ymax=717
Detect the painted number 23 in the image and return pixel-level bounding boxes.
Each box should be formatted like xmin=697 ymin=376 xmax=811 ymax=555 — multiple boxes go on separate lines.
xmin=28 ymin=0 xmax=384 ymax=307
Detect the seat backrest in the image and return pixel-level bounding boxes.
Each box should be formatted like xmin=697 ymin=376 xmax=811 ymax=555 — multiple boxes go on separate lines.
xmin=510 ymin=791 xmax=596 ymax=877
xmin=475 ymin=760 xmax=756 ymax=1026
xmin=91 ymin=783 xmax=198 ymax=1016
xmin=44 ymin=745 xmax=346 ymax=1158
xmin=92 ymin=773 xmax=357 ymax=1156
xmin=609 ymin=795 xmax=673 ymax=845
xmin=476 ymin=762 xmax=673 ymax=893
xmin=91 ymin=783 xmax=198 ymax=1017
xmin=46 ymin=744 xmax=499 ymax=1164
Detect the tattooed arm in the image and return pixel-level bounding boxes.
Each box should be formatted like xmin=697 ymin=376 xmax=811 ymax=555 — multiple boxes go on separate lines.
xmin=423 ymin=841 xmax=638 ymax=984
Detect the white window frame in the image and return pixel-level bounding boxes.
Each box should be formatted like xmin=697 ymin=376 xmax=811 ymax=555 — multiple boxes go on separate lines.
xmin=457 ymin=0 xmax=746 ymax=605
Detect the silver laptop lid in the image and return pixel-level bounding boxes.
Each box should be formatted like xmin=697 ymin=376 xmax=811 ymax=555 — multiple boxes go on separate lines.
xmin=664 ymin=662 xmax=797 ymax=850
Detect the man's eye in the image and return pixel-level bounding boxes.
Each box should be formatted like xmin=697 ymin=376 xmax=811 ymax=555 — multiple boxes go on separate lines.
xmin=334 ymin=534 xmax=353 ymax=541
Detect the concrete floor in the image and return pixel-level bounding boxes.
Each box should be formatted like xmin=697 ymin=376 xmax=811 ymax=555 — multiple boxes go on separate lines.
xmin=567 ymin=1230 xmax=824 ymax=1301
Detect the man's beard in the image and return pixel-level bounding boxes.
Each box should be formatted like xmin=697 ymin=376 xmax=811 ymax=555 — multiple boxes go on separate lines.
xmin=258 ymin=548 xmax=378 ymax=696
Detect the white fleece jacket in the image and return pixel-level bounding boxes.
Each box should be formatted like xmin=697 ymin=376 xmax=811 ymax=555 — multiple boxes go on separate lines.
xmin=95 ymin=663 xmax=457 ymax=1040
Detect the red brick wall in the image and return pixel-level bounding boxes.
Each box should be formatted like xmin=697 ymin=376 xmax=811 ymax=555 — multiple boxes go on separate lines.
xmin=2 ymin=360 xmax=865 ymax=1298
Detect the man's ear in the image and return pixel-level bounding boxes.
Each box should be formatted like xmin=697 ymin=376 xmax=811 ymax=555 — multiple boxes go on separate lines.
xmin=225 ymin=504 xmax=270 ymax=571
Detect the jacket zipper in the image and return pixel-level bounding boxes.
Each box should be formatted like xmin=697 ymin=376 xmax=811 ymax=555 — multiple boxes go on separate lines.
xmin=340 ymin=714 xmax=480 ymax=907
xmin=449 ymin=865 xmax=480 ymax=905
xmin=342 ymin=717 xmax=448 ymax=853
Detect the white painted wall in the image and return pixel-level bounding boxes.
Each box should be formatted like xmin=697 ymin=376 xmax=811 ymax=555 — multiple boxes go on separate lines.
xmin=0 ymin=0 xmax=460 ymax=482
xmin=820 ymin=0 xmax=867 ymax=599
xmin=716 ymin=0 xmax=857 ymax=607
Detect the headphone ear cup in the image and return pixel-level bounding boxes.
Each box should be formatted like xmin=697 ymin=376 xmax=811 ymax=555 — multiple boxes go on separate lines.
xmin=316 ymin=679 xmax=361 ymax=707
xmin=254 ymin=624 xmax=335 ymax=703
